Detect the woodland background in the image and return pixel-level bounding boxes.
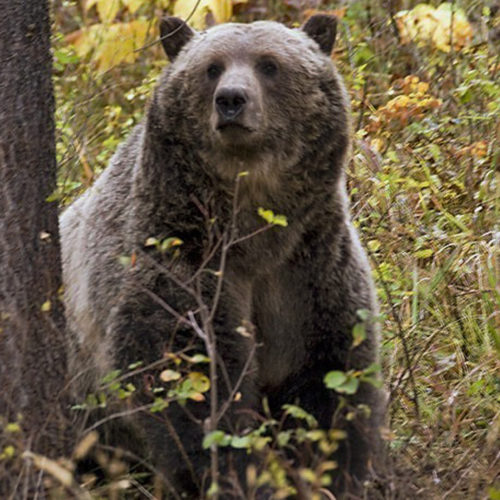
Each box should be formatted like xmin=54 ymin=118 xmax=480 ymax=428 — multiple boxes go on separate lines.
xmin=0 ymin=0 xmax=498 ymax=498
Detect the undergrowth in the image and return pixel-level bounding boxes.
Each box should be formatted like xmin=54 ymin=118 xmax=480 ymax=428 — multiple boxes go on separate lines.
xmin=1 ymin=0 xmax=498 ymax=498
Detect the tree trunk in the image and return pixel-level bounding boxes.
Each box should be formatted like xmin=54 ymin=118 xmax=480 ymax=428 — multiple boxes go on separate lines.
xmin=0 ymin=0 xmax=70 ymax=490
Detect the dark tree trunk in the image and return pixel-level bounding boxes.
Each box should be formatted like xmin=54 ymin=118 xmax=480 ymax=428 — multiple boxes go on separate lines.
xmin=0 ymin=0 xmax=70 ymax=491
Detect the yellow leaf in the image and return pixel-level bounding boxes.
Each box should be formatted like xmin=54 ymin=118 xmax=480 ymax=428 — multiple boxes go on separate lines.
xmin=210 ymin=0 xmax=232 ymax=23
xmin=2 ymin=445 xmax=15 ymax=459
xmin=416 ymin=81 xmax=429 ymax=94
xmin=173 ymin=0 xmax=210 ymax=29
xmin=188 ymin=372 xmax=210 ymax=392
xmin=370 ymin=138 xmax=385 ymax=152
xmin=188 ymin=391 xmax=205 ymax=401
xmin=160 ymin=369 xmax=182 ymax=382
xmin=395 ymin=3 xmax=473 ymax=52
xmin=173 ymin=0 xmax=233 ymax=29
xmin=188 ymin=392 xmax=205 ymax=403
xmin=257 ymin=207 xmax=288 ymax=227
xmin=73 ymin=20 xmax=149 ymax=71
xmin=97 ymin=0 xmax=121 ymax=23
xmin=367 ymin=239 xmax=381 ymax=252
xmin=144 ymin=237 xmax=158 ymax=247
xmin=121 ymin=0 xmax=143 ymax=14
xmin=71 ymin=25 xmax=101 ymax=59
xmin=5 ymin=423 xmax=21 ymax=433
xmin=41 ymin=300 xmax=51 ymax=312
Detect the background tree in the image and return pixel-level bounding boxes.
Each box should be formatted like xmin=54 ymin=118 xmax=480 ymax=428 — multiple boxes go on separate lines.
xmin=0 ymin=0 xmax=70 ymax=494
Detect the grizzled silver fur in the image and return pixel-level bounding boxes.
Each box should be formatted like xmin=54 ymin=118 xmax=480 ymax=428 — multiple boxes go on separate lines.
xmin=61 ymin=15 xmax=385 ymax=498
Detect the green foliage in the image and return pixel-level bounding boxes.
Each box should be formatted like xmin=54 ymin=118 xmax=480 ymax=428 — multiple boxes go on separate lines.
xmin=201 ymin=406 xmax=346 ymax=496
xmin=46 ymin=0 xmax=500 ymax=497
xmin=324 ymin=363 xmax=382 ymax=395
xmin=257 ymin=207 xmax=288 ymax=227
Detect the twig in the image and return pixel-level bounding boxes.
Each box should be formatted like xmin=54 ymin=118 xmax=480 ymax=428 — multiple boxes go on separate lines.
xmin=134 ymin=0 xmax=203 ymax=53
xmin=217 ymin=341 xmax=258 ymax=422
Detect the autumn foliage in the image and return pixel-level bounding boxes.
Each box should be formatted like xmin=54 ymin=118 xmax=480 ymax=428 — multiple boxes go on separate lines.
xmin=1 ymin=1 xmax=497 ymax=498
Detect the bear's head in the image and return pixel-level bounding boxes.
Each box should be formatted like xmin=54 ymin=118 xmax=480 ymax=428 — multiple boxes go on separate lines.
xmin=154 ymin=15 xmax=349 ymax=183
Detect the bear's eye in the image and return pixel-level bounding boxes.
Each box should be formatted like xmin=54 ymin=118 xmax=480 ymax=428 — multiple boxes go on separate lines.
xmin=258 ymin=59 xmax=278 ymax=77
xmin=207 ymin=63 xmax=223 ymax=80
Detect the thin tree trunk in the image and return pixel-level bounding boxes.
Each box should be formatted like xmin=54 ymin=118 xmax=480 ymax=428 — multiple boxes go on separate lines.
xmin=0 ymin=0 xmax=70 ymax=488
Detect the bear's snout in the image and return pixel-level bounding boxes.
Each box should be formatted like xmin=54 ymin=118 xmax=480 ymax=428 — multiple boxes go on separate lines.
xmin=210 ymin=65 xmax=263 ymax=139
xmin=215 ymin=87 xmax=247 ymax=122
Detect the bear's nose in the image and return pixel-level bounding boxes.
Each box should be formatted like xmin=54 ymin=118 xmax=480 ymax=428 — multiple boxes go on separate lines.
xmin=215 ymin=88 xmax=247 ymax=121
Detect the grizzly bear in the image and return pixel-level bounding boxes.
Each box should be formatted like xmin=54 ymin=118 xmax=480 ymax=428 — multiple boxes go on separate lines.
xmin=61 ymin=14 xmax=385 ymax=498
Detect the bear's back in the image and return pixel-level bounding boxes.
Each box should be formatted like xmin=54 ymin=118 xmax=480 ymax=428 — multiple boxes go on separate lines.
xmin=60 ymin=124 xmax=144 ymax=381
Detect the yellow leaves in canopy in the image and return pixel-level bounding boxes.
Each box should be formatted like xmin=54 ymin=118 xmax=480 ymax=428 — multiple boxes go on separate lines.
xmin=395 ymin=3 xmax=473 ymax=52
xmin=85 ymin=0 xmax=145 ymax=21
xmin=121 ymin=0 xmax=145 ymax=15
xmin=72 ymin=20 xmax=148 ymax=71
xmin=173 ymin=0 xmax=238 ymax=29
xmin=76 ymin=0 xmax=152 ymax=71
xmin=72 ymin=0 xmax=246 ymax=70
xmin=86 ymin=0 xmax=120 ymax=23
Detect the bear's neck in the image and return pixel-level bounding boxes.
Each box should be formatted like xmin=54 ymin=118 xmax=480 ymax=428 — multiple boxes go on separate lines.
xmin=130 ymin=109 xmax=348 ymax=269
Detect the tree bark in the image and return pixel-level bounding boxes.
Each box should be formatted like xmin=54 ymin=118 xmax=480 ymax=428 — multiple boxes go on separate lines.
xmin=0 ymin=0 xmax=70 ymax=484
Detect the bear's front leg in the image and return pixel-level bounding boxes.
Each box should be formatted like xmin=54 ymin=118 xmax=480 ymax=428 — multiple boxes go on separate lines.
xmin=108 ymin=269 xmax=258 ymax=499
xmin=300 ymin=257 xmax=384 ymax=497
xmin=261 ymin=235 xmax=385 ymax=498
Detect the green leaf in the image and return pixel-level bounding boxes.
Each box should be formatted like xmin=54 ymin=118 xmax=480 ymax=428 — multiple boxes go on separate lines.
xmin=324 ymin=371 xmax=347 ymax=389
xmin=188 ymin=354 xmax=211 ymax=364
xmin=414 ymin=248 xmax=433 ymax=259
xmin=101 ymin=369 xmax=121 ymax=385
xmin=128 ymin=361 xmax=143 ymax=370
xmin=160 ymin=237 xmax=183 ymax=252
xmin=230 ymin=435 xmax=252 ymax=449
xmin=5 ymin=423 xmax=21 ymax=434
xmin=329 ymin=429 xmax=347 ymax=441
xmin=252 ymin=436 xmax=271 ymax=451
xmin=363 ymin=363 xmax=381 ymax=375
xmin=207 ymin=481 xmax=219 ymax=498
xmin=361 ymin=375 xmax=384 ymax=389
xmin=202 ymin=430 xmax=229 ymax=449
xmin=336 ymin=376 xmax=360 ymax=395
xmin=356 ymin=308 xmax=371 ymax=321
xmin=367 ymin=239 xmax=381 ymax=252
xmin=305 ymin=430 xmax=326 ymax=441
xmin=352 ymin=323 xmax=366 ymax=347
xmin=299 ymin=468 xmax=317 ymax=483
xmin=277 ymin=431 xmax=291 ymax=447
xmin=272 ymin=214 xmax=288 ymax=227
xmin=257 ymin=207 xmax=288 ymax=227
xmin=488 ymin=486 xmax=500 ymax=500
xmin=144 ymin=237 xmax=158 ymax=247
xmin=282 ymin=404 xmax=317 ymax=428
xmin=150 ymin=397 xmax=168 ymax=413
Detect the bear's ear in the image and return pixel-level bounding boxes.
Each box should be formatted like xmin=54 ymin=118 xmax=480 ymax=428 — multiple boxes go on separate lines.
xmin=159 ymin=16 xmax=195 ymax=62
xmin=301 ymin=14 xmax=337 ymax=55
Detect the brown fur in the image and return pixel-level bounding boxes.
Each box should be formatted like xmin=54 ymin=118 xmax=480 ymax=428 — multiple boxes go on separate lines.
xmin=61 ymin=15 xmax=385 ymax=498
